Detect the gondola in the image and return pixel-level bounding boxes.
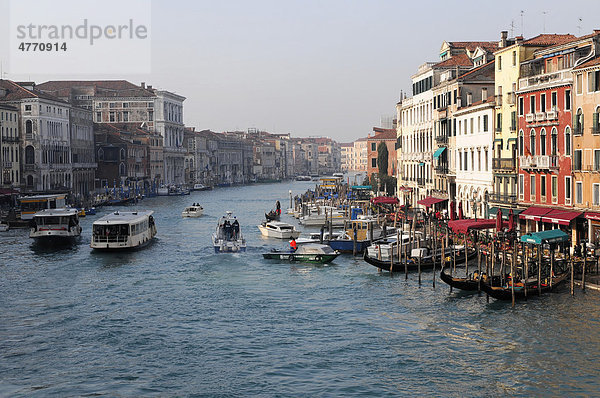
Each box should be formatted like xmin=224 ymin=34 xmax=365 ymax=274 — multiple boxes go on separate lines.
xmin=480 ymin=272 xmax=568 ymax=301
xmin=363 ymin=246 xmax=477 ymax=272
xmin=265 ymin=210 xmax=280 ymax=221
xmin=439 ymin=266 xmax=502 ymax=292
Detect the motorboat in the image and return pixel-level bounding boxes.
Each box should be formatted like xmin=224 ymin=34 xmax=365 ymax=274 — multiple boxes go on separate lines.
xmin=0 ymin=222 xmax=9 ymax=232
xmin=182 ymin=204 xmax=204 ymax=218
xmin=157 ymin=186 xmax=169 ymax=196
xmin=29 ymin=208 xmax=82 ymax=243
xmin=258 ymin=221 xmax=300 ymax=239
xmin=295 ymin=230 xmax=343 ymax=245
xmin=365 ymin=232 xmax=420 ymax=261
xmin=191 ymin=183 xmax=211 ymax=191
xmin=262 ymin=244 xmax=340 ymax=264
xmin=328 ymin=217 xmax=397 ymax=253
xmin=91 ymin=211 xmax=157 ymax=250
xmin=295 ymin=175 xmax=312 ymax=181
xmin=298 ymin=207 xmax=347 ymax=227
xmin=212 ymin=211 xmax=246 ymax=253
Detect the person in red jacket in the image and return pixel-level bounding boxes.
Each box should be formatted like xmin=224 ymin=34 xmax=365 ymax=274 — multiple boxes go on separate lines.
xmin=290 ymin=238 xmax=297 ymax=252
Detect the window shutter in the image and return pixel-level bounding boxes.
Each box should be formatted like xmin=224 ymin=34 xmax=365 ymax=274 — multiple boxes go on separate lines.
xmin=594 ymin=112 xmax=599 ymax=132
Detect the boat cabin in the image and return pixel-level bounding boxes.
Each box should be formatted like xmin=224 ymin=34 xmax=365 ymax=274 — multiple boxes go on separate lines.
xmin=91 ymin=211 xmax=156 ymax=249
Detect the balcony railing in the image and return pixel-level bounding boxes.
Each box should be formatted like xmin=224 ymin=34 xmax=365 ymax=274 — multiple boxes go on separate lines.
xmin=506 ymin=92 xmax=515 ymax=105
xmin=492 ymin=157 xmax=516 ymax=171
xmin=489 ymin=193 xmax=517 ymax=204
xmin=525 ymin=113 xmax=535 ymax=123
xmin=535 ymin=112 xmax=546 ymax=121
xmin=518 ymin=70 xmax=572 ymax=90
xmin=434 ymin=165 xmax=448 ymax=174
xmin=519 ymin=155 xmax=559 ymax=170
xmin=546 ymin=110 xmax=558 ymax=120
xmin=23 ymin=164 xmax=36 ymax=171
xmin=435 ymin=135 xmax=448 ymax=144
xmin=1 ymin=136 xmax=19 ymax=142
xmin=3 ymin=161 xmax=12 ymax=169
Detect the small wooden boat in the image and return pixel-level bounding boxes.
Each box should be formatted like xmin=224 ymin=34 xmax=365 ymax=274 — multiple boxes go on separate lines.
xmin=263 ymin=244 xmax=340 ymax=264
xmin=364 ymin=245 xmax=477 ymax=272
xmin=439 ymin=266 xmax=502 ymax=292
xmin=481 ymin=273 xmax=568 ymax=301
xmin=265 ymin=210 xmax=280 ymax=221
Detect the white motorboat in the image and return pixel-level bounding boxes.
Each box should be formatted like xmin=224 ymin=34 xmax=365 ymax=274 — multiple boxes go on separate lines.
xmin=366 ymin=233 xmax=421 ymax=261
xmin=191 ymin=183 xmax=210 ymax=191
xmin=157 ymin=186 xmax=169 ymax=196
xmin=182 ymin=204 xmax=204 ymax=218
xmin=295 ymin=230 xmax=343 ymax=245
xmin=91 ymin=211 xmax=157 ymax=250
xmin=258 ymin=221 xmax=300 ymax=239
xmin=29 ymin=208 xmax=81 ymax=242
xmin=213 ymin=211 xmax=246 ymax=253
xmin=298 ymin=206 xmax=347 ymax=227
xmin=0 ymin=222 xmax=8 ymax=232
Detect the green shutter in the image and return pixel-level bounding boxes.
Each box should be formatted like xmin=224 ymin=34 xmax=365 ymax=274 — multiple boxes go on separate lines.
xmin=594 ymin=112 xmax=599 ymax=133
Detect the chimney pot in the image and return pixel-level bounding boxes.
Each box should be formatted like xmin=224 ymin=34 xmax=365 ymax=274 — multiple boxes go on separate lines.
xmin=141 ymin=82 xmax=146 ymax=89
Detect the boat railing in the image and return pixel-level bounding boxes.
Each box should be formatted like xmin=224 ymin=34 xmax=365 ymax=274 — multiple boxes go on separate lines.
xmin=93 ymin=235 xmax=129 ymax=243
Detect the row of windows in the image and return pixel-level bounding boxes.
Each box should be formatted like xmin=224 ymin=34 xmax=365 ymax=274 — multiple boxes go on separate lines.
xmin=517 ymin=127 xmax=571 ymax=156
xmin=456 ymin=148 xmax=490 ymax=172
xmin=518 ymin=174 xmax=572 ymax=203
xmin=413 ymin=76 xmax=433 ymax=96
xmin=0 ymin=111 xmax=17 ymax=122
xmin=575 ymin=71 xmax=600 ymax=95
xmin=518 ymin=90 xmax=571 ymax=115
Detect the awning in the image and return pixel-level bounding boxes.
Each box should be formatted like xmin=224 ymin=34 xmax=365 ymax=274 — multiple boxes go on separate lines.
xmin=418 ymin=162 xmax=425 ymax=166
xmin=540 ymin=209 xmax=582 ymax=226
xmin=433 ymin=147 xmax=447 ymax=159
xmin=488 ymin=207 xmax=523 ymax=220
xmin=371 ymin=196 xmax=399 ymax=205
xmin=448 ymin=218 xmax=507 ymax=234
xmin=493 ymin=138 xmax=503 ymax=147
xmin=351 ymin=185 xmax=372 ymax=190
xmin=398 ymin=186 xmax=413 ymax=192
xmin=585 ymin=212 xmax=600 ymax=221
xmin=520 ymin=229 xmax=569 ymax=245
xmin=519 ymin=206 xmax=553 ymax=221
xmin=417 ymin=196 xmax=448 ymax=207
xmin=506 ymin=137 xmax=517 ymax=149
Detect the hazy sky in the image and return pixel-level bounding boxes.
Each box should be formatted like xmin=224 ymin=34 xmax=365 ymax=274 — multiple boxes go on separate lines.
xmin=1 ymin=0 xmax=599 ymax=142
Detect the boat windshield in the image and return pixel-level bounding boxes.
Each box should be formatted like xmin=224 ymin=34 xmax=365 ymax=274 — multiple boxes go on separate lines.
xmin=35 ymin=216 xmax=70 ymax=225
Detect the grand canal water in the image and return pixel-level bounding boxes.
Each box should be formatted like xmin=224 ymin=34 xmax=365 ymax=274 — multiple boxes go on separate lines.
xmin=1 ymin=180 xmax=600 ymax=397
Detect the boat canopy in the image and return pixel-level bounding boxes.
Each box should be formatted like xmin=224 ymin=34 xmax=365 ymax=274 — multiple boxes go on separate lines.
xmin=520 ymin=229 xmax=569 ymax=245
xmin=371 ymin=196 xmax=398 ymax=205
xmin=448 ymin=218 xmax=507 ymax=234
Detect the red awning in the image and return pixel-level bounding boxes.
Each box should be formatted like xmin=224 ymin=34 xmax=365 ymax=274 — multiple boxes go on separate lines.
xmin=371 ymin=196 xmax=399 ymax=205
xmin=398 ymin=186 xmax=413 ymax=192
xmin=519 ymin=206 xmax=553 ymax=221
xmin=541 ymin=209 xmax=583 ymax=226
xmin=448 ymin=219 xmax=507 ymax=234
xmin=417 ymin=196 xmax=447 ymax=207
xmin=585 ymin=212 xmax=600 ymax=221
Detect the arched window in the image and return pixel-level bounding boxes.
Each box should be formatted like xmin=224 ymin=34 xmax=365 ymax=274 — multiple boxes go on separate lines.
xmin=575 ymin=108 xmax=584 ymax=134
xmin=565 ymin=126 xmax=572 ymax=156
xmin=25 ymin=145 xmax=35 ymax=164
xmin=27 ymin=175 xmax=33 ymax=187
xmin=518 ymin=130 xmax=524 ymax=156
xmin=119 ymin=162 xmax=126 ymax=176
xmin=540 ymin=128 xmax=547 ymax=156
xmin=551 ymin=127 xmax=558 ymax=156
xmin=120 ymin=148 xmax=126 ymax=161
xmin=530 ymin=129 xmax=536 ymax=156
xmin=97 ymin=148 xmax=104 ymax=161
xmin=594 ymin=106 xmax=600 ymax=134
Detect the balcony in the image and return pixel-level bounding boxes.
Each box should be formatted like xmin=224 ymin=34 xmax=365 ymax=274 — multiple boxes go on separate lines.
xmin=525 ymin=113 xmax=535 ymax=123
xmin=535 ymin=112 xmax=546 ymax=121
xmin=495 ymin=95 xmax=503 ymax=106
xmin=2 ymin=136 xmax=19 ymax=142
xmin=435 ymin=135 xmax=448 ymax=144
xmin=546 ymin=110 xmax=558 ymax=120
xmin=518 ymin=70 xmax=572 ymax=91
xmin=492 ymin=157 xmax=516 ymax=171
xmin=3 ymin=161 xmax=12 ymax=169
xmin=519 ymin=155 xmax=559 ymax=170
xmin=24 ymin=164 xmax=36 ymax=171
xmin=417 ymin=178 xmax=425 ymax=186
xmin=489 ymin=193 xmax=517 ymax=204
xmin=434 ymin=165 xmax=448 ymax=174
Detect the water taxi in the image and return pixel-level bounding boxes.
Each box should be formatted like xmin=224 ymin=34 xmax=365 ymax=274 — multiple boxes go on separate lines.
xmin=29 ymin=208 xmax=82 ymax=242
xmin=258 ymin=221 xmax=300 ymax=239
xmin=212 ymin=211 xmax=246 ymax=253
xmin=182 ymin=204 xmax=204 ymax=217
xmin=91 ymin=211 xmax=157 ymax=250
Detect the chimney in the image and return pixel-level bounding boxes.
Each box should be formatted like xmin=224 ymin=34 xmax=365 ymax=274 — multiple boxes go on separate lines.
xmin=467 ymin=92 xmax=473 ymax=106
xmin=141 ymin=82 xmax=146 ymax=89
xmin=147 ymin=85 xmax=152 ymax=90
xmin=482 ymin=88 xmax=488 ymax=101
xmin=499 ymin=31 xmax=508 ymax=48
xmin=0 ymin=87 xmax=7 ymax=98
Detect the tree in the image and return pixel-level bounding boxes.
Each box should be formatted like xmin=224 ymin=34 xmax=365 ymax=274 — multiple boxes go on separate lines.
xmin=369 ymin=173 xmax=379 ymax=193
xmin=377 ymin=142 xmax=389 ymax=176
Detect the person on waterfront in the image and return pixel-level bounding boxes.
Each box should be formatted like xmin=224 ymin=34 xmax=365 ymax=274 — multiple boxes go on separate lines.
xmin=290 ymin=238 xmax=297 ymax=252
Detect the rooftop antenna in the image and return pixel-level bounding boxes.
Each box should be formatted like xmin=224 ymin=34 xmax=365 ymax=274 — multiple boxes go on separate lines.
xmin=520 ymin=10 xmax=525 ymax=36
xmin=510 ymin=20 xmax=516 ymax=37
xmin=542 ymin=11 xmax=548 ymax=33
xmin=577 ymin=18 xmax=583 ymax=36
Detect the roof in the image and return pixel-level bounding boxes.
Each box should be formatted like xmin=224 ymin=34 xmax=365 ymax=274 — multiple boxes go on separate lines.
xmin=523 ymin=34 xmax=577 ymax=46
xmin=368 ymin=130 xmax=397 ymax=140
xmin=435 ymin=53 xmax=473 ymax=68
xmin=0 ymin=80 xmax=68 ymax=103
xmin=33 ymin=208 xmax=79 ymax=217
xmin=36 ymin=80 xmax=156 ymax=98
xmin=573 ymin=56 xmax=600 ymax=71
xmin=94 ymin=210 xmax=154 ymax=225
xmin=417 ymin=196 xmax=447 ymax=207
xmin=448 ymin=41 xmax=498 ymax=53
xmin=371 ymin=196 xmax=399 ymax=205
xmin=520 ymin=229 xmax=569 ymax=245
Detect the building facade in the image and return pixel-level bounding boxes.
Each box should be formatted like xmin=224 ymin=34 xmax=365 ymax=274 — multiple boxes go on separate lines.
xmin=0 ymin=104 xmax=20 ymax=188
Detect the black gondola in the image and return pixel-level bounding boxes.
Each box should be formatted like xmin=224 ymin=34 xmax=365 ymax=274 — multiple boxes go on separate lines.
xmin=265 ymin=210 xmax=280 ymax=221
xmin=480 ymin=273 xmax=568 ymax=301
xmin=439 ymin=266 xmax=502 ymax=292
xmin=363 ymin=246 xmax=477 ymax=272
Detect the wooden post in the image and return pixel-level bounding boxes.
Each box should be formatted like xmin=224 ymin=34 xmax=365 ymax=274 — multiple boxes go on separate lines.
xmin=433 ymin=222 xmax=437 ymax=288
xmin=550 ymin=244 xmax=554 ymax=288
xmin=418 ymin=250 xmax=422 ymax=286
xmin=570 ymin=247 xmax=574 ymax=296
xmin=486 ymin=246 xmax=491 ymax=303
xmin=465 ymin=232 xmax=469 ymax=279
xmin=511 ymin=238 xmax=515 ymax=307
xmin=352 ymin=226 xmax=357 ymax=257
xmin=477 ymin=236 xmax=481 ymax=293
xmin=582 ymin=245 xmax=587 ymax=291
xmin=538 ymin=244 xmax=542 ymax=297
xmin=524 ymin=242 xmax=528 ymax=299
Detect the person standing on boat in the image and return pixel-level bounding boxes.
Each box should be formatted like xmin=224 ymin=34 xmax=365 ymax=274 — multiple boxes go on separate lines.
xmin=290 ymin=238 xmax=297 ymax=252
xmin=232 ymin=219 xmax=240 ymax=240
xmin=276 ymin=200 xmax=281 ymax=215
